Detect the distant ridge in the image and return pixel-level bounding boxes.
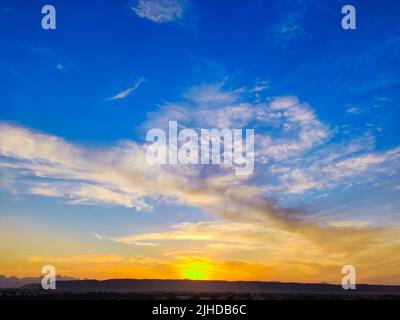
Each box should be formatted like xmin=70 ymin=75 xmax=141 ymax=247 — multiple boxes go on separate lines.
xmin=0 ymin=274 xmax=77 ymax=288
xmin=22 ymin=279 xmax=400 ymax=295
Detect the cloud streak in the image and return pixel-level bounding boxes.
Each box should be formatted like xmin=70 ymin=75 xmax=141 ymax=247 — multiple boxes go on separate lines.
xmin=108 ymin=77 xmax=145 ymax=101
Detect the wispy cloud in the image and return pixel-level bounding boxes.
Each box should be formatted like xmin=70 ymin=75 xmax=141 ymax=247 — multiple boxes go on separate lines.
xmin=272 ymin=12 xmax=304 ymax=47
xmin=2 ymin=81 xmax=399 ymax=208
xmin=1 ymin=79 xmax=400 ymax=283
xmin=108 ymin=77 xmax=145 ymax=101
xmin=272 ymin=0 xmax=320 ymax=47
xmin=105 ymin=218 xmax=400 ymax=284
xmin=346 ymin=106 xmax=361 ymax=114
xmin=28 ymin=254 xmax=124 ymax=265
xmin=251 ymin=80 xmax=269 ymax=93
xmin=279 ymin=148 xmax=400 ymax=194
xmin=132 ymin=0 xmax=186 ymax=23
xmin=0 ymin=77 xmax=400 ymax=280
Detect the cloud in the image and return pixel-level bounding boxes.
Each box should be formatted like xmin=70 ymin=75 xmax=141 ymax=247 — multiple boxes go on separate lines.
xmin=108 ymin=77 xmax=145 ymax=100
xmin=112 ymin=220 xmax=292 ymax=251
xmin=28 ymin=182 xmax=147 ymax=209
xmin=1 ymin=80 xmax=400 ymax=284
xmin=272 ymin=12 xmax=304 ymax=46
xmin=346 ymin=106 xmax=361 ymax=114
xmin=271 ymin=0 xmax=321 ymax=47
xmin=278 ymin=147 xmax=400 ymax=194
xmin=132 ymin=0 xmax=185 ymax=23
xmin=0 ymin=119 xmax=309 ymax=231
xmin=0 ymin=123 xmax=154 ymax=210
xmin=184 ymin=83 xmax=242 ymax=107
xmin=28 ymin=254 xmax=124 ymax=265
xmin=1 ymin=81 xmax=398 ymax=214
xmin=146 ymin=86 xmax=329 ymax=164
xmin=143 ymin=82 xmax=252 ymax=129
xmin=106 ymin=218 xmax=400 ymax=284
xmin=251 ymin=80 xmax=269 ymax=93
xmin=0 ymin=77 xmax=400 ymax=282
xmin=321 ymin=149 xmax=400 ymax=179
xmin=257 ymin=96 xmax=330 ymax=162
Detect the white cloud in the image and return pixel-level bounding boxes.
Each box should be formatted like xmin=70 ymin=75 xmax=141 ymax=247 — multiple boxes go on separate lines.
xmin=132 ymin=0 xmax=185 ymax=23
xmin=142 ymin=82 xmax=400 ymax=197
xmin=252 ymin=80 xmax=269 ymax=93
xmin=0 ymin=121 xmax=302 ymax=229
xmin=321 ymin=149 xmax=400 ymax=180
xmin=281 ymin=169 xmax=322 ymax=194
xmin=346 ymin=106 xmax=361 ymax=114
xmin=0 ymin=123 xmax=155 ymax=210
xmin=184 ymin=83 xmax=242 ymax=107
xmin=29 ymin=182 xmax=148 ymax=209
xmin=257 ymin=96 xmax=330 ymax=162
xmin=144 ymin=83 xmax=251 ymax=129
xmin=1 ymin=81 xmax=399 ymax=238
xmin=108 ymin=77 xmax=145 ymax=101
xmin=278 ymin=148 xmax=400 ymax=194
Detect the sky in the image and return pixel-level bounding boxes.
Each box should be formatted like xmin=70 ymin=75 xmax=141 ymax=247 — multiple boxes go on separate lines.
xmin=0 ymin=0 xmax=400 ymax=284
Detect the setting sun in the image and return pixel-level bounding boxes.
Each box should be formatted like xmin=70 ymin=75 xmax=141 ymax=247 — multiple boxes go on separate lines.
xmin=181 ymin=262 xmax=210 ymax=280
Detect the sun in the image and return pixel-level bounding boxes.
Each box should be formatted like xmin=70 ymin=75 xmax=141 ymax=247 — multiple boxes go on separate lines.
xmin=182 ymin=262 xmax=210 ymax=280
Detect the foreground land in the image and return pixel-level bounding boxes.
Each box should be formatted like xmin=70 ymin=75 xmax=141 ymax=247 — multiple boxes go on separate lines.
xmin=1 ymin=290 xmax=400 ymax=300
xmin=1 ymin=279 xmax=400 ymax=300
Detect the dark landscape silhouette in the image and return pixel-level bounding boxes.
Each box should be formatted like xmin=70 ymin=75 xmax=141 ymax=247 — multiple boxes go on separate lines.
xmin=1 ymin=277 xmax=400 ymax=300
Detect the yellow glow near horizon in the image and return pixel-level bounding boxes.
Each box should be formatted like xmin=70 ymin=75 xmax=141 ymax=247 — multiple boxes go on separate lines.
xmin=182 ymin=262 xmax=210 ymax=280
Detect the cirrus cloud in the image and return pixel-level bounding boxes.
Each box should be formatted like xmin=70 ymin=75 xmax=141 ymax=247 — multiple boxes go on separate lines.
xmin=132 ymin=0 xmax=186 ymax=23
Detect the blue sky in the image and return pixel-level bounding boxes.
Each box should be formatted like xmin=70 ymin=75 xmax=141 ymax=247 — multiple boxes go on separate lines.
xmin=1 ymin=0 xmax=400 ymax=283
xmin=1 ymin=0 xmax=399 ymax=143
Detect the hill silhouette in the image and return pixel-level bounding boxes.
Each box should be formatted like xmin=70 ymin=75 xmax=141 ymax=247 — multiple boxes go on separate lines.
xmin=21 ymin=279 xmax=400 ymax=295
xmin=0 ymin=274 xmax=77 ymax=288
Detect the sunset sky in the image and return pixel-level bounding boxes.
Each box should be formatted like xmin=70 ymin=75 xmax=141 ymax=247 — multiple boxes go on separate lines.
xmin=1 ymin=0 xmax=400 ymax=285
